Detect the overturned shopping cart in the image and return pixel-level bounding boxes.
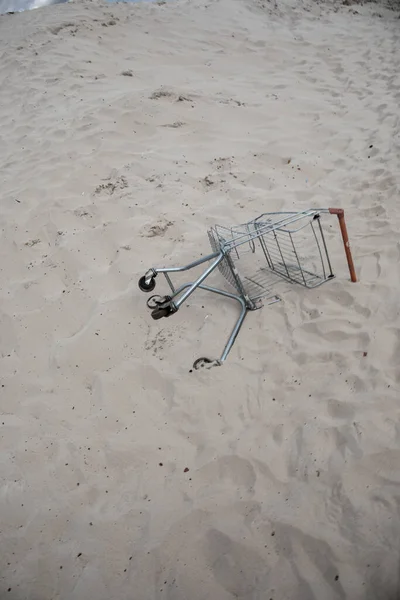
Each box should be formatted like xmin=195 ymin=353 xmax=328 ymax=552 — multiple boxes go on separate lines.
xmin=138 ymin=208 xmax=356 ymax=368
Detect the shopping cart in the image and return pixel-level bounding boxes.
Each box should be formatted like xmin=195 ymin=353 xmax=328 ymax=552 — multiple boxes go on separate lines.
xmin=138 ymin=208 xmax=356 ymax=368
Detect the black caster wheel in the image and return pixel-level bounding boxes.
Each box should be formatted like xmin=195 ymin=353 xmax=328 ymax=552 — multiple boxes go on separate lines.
xmin=192 ymin=357 xmax=221 ymax=370
xmin=146 ymin=295 xmax=171 ymax=310
xmin=138 ymin=275 xmax=156 ymax=292
xmin=151 ymin=306 xmax=171 ymax=320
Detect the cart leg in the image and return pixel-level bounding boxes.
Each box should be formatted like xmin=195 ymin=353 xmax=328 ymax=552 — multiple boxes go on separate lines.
xmin=171 ymin=282 xmax=248 ymax=367
xmin=138 ymin=252 xmax=221 ymax=294
xmin=172 ymin=253 xmax=225 ymax=309
xmin=193 ymin=299 xmax=247 ymax=368
xmin=146 ymin=253 xmax=225 ymax=320
xmin=219 ymin=300 xmax=247 ymax=363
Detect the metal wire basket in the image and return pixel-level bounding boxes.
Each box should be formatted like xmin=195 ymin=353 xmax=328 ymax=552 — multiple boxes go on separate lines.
xmin=138 ymin=208 xmax=356 ymax=368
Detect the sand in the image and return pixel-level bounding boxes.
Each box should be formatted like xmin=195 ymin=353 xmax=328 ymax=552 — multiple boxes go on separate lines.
xmin=1 ymin=0 xmax=400 ymax=597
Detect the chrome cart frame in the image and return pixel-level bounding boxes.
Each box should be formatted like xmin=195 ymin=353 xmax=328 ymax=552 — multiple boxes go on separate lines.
xmin=138 ymin=208 xmax=356 ymax=368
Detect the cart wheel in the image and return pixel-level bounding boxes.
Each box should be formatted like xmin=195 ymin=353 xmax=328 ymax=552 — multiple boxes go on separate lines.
xmin=151 ymin=306 xmax=171 ymax=320
xmin=138 ymin=275 xmax=156 ymax=292
xmin=147 ymin=295 xmax=163 ymax=309
xmin=193 ymin=357 xmax=221 ymax=370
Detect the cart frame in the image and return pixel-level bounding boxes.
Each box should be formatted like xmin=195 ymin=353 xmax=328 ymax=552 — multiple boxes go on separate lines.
xmin=138 ymin=208 xmax=356 ymax=368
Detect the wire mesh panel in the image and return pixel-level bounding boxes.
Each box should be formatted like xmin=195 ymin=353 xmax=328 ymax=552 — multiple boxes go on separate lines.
xmin=209 ymin=211 xmax=334 ymax=303
xmin=208 ymin=229 xmax=239 ymax=292
xmin=254 ymin=214 xmax=333 ymax=288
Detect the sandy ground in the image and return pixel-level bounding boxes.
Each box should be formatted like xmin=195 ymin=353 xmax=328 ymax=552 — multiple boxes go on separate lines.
xmin=1 ymin=0 xmax=400 ymax=598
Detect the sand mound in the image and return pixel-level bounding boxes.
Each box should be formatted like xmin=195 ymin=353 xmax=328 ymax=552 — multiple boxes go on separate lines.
xmin=1 ymin=0 xmax=400 ymax=597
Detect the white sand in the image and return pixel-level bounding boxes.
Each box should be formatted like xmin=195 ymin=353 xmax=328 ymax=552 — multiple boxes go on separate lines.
xmin=1 ymin=0 xmax=400 ymax=597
